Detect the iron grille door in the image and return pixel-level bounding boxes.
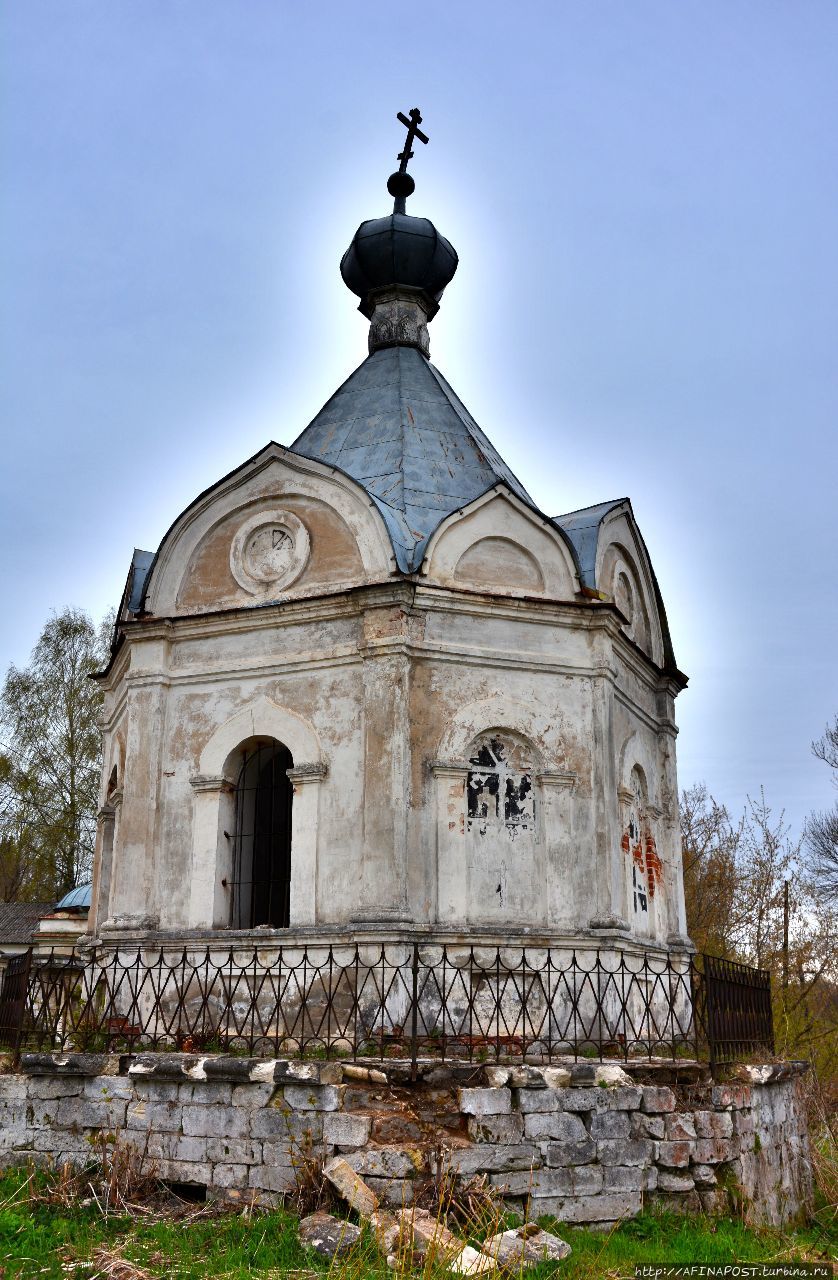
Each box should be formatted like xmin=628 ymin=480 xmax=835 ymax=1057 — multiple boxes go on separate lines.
xmin=232 ymin=742 xmax=293 ymax=928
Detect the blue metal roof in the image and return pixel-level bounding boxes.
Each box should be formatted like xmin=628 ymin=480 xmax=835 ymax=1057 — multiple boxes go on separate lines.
xmin=289 ymin=345 xmax=536 ymax=572
xmin=54 ymin=883 xmax=92 ymax=912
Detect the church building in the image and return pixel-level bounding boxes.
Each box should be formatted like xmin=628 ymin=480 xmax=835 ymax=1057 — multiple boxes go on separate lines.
xmin=90 ymin=112 xmax=690 ymax=959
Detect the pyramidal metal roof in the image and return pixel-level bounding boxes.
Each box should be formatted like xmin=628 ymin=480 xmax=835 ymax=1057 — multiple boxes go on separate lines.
xmin=289 ymin=344 xmax=536 ymax=573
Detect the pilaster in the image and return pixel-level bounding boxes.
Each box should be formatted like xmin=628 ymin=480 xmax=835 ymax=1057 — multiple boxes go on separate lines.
xmin=356 ymin=604 xmax=412 ymax=923
xmin=187 ymin=774 xmax=235 ymax=929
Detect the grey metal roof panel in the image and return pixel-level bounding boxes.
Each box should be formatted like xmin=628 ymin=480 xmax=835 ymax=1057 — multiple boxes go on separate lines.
xmin=289 ymin=345 xmax=537 ymax=572
xmin=553 ymin=497 xmax=680 ymax=676
xmin=127 ymin=549 xmax=155 ymax=615
xmin=553 ymin=499 xmax=626 ymax=589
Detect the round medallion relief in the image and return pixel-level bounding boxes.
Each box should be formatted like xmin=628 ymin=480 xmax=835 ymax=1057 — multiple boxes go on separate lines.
xmin=230 ymin=510 xmax=310 ymax=595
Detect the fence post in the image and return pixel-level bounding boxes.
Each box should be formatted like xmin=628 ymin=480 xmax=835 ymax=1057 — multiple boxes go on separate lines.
xmin=14 ymin=950 xmax=32 ymax=1066
xmin=409 ymin=940 xmax=419 ymax=1083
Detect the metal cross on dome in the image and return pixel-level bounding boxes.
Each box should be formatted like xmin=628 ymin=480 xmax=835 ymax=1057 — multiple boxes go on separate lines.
xmin=396 ymin=107 xmax=429 ymax=171
xmin=388 ymin=107 xmax=429 ymax=213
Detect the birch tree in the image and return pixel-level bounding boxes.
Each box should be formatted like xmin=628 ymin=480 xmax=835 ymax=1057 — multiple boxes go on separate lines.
xmin=0 ymin=608 xmax=108 ymax=899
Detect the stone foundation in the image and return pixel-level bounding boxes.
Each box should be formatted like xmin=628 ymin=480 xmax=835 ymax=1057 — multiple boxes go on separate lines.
xmin=0 ymin=1053 xmax=812 ymax=1228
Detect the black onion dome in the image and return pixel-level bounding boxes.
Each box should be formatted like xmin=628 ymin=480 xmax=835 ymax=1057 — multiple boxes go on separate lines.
xmin=340 ymin=213 xmax=458 ymax=318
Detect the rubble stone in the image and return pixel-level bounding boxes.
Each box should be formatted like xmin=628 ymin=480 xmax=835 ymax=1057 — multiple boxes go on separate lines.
xmin=323 ymin=1113 xmax=372 ymax=1147
xmin=692 ymin=1138 xmax=732 ymax=1164
xmin=699 ymin=1188 xmax=730 ymax=1214
xmin=370 ymin=1209 xmax=401 ymax=1254
xmin=298 ymin=1211 xmax=361 ymax=1260
xmin=481 ymin=1225 xmax=572 ymax=1267
xmin=346 ymin=1147 xmax=420 ymax=1179
xmin=528 ymin=1191 xmax=642 ymax=1223
xmin=514 ymin=1088 xmax=564 ymax=1113
xmin=593 ymin=1065 xmax=634 ymax=1088
xmin=658 ymin=1170 xmax=695 ymax=1192
xmin=694 ymin=1110 xmax=733 ymax=1140
xmin=491 ymin=1165 xmax=603 ymax=1196
xmin=396 ymin=1206 xmax=462 ymax=1260
xmin=632 ymin=1113 xmax=665 ymax=1139
xmin=181 ymin=1104 xmax=249 ymax=1138
xmin=468 ymin=1114 xmax=524 ymax=1143
xmin=457 ymin=1088 xmax=512 ymax=1116
xmin=641 ymin=1086 xmax=676 ymax=1113
xmin=523 ymin=1111 xmax=586 ymax=1141
xmin=365 ymin=1176 xmax=415 ymax=1206
xmin=449 ymin=1244 xmax=498 ymax=1275
xmin=248 ymin=1163 xmax=296 ymax=1192
xmin=711 ymin=1084 xmax=751 ymax=1110
xmin=0 ymin=1054 xmax=814 ymax=1228
xmin=596 ymin=1138 xmax=654 ymax=1166
xmin=664 ymin=1113 xmax=696 ymax=1141
xmin=602 ymin=1166 xmax=643 ymax=1192
xmin=657 ymin=1140 xmax=692 ymax=1168
xmin=443 ymin=1144 xmax=542 ymax=1176
xmin=324 ymin=1155 xmax=379 ymax=1217
xmin=541 ymin=1067 xmax=572 ymax=1089
xmin=543 ymin=1138 xmax=597 ymax=1166
xmin=590 ymin=1111 xmax=631 ymax=1139
xmin=283 ymin=1084 xmax=342 ymax=1112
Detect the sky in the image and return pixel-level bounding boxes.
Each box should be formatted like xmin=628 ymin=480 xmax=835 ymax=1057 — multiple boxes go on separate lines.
xmin=1 ymin=1 xmax=836 ymax=839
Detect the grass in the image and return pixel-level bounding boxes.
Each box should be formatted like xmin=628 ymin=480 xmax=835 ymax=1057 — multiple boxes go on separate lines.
xmin=0 ymin=1167 xmax=834 ymax=1280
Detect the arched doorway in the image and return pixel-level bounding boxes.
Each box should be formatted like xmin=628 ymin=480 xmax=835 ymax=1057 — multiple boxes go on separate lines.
xmin=231 ymin=739 xmax=293 ymax=928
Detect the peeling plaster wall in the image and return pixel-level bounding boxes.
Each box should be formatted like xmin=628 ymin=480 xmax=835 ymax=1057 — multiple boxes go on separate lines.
xmin=93 ymin=459 xmax=686 ymax=948
xmin=94 ymin=584 xmax=683 ymax=943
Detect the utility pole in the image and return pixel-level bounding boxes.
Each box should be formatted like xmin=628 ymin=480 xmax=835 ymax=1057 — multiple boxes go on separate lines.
xmin=782 ymin=879 xmax=790 ymax=991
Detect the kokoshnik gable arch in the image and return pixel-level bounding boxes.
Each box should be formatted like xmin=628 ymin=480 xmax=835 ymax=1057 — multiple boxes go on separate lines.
xmin=90 ymin=111 xmax=690 ymax=954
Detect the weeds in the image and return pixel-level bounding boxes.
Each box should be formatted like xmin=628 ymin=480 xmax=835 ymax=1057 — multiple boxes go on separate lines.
xmin=805 ymin=1071 xmax=838 ymax=1230
xmin=28 ymin=1132 xmax=160 ymax=1218
xmin=79 ymin=1245 xmax=159 ymax=1279
xmin=413 ymin=1147 xmax=507 ymax=1232
xmin=286 ymin=1137 xmax=335 ymax=1220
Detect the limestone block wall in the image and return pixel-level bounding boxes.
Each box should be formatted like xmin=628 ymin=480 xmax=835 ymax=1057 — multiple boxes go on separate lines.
xmin=0 ymin=1054 xmax=811 ymax=1228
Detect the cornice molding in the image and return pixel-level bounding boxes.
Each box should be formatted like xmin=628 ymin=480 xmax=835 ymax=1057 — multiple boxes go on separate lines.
xmin=538 ymin=770 xmax=578 ymax=791
xmin=287 ymin=762 xmax=328 ymax=786
xmin=189 ymin=774 xmax=234 ymax=795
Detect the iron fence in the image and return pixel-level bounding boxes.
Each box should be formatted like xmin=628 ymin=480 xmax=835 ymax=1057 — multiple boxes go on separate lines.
xmin=690 ymin=953 xmax=774 ymax=1069
xmin=0 ymin=941 xmax=773 ymax=1070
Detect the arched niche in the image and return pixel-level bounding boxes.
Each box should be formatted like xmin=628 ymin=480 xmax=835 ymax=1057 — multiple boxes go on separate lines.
xmin=595 ymin=507 xmax=664 ymax=665
xmin=453 ymin=536 xmax=545 ymax=594
xmin=422 ymin=490 xmax=578 ymax=599
xmin=432 ymin=697 xmax=577 ymax=930
xmin=144 ymin=445 xmax=395 ymax=617
xmin=617 ymin=759 xmax=664 ymax=942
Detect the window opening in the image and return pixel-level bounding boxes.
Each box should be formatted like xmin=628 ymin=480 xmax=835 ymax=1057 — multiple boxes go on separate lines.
xmin=621 ymin=770 xmax=662 ymax=921
xmin=231 ymin=741 xmax=293 ymax=928
xmin=467 ymin=736 xmax=534 ymax=838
